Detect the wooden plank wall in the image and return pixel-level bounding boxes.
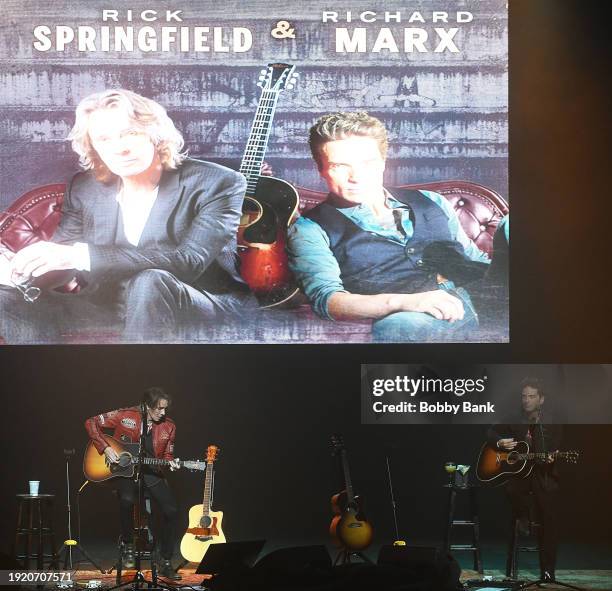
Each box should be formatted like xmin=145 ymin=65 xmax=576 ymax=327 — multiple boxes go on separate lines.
xmin=0 ymin=0 xmax=507 ymax=208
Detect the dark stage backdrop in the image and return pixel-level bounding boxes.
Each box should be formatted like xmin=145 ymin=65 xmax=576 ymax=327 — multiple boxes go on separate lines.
xmin=1 ymin=0 xmax=612 ymax=565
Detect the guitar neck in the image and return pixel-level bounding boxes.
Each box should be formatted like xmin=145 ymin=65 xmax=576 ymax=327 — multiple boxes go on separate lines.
xmin=202 ymin=461 xmax=215 ymax=515
xmin=239 ymin=89 xmax=280 ymax=195
xmin=138 ymin=457 xmax=172 ymax=468
xmin=519 ymin=451 xmax=572 ymax=461
xmin=340 ymin=449 xmax=355 ymax=504
xmin=134 ymin=457 xmax=203 ymax=471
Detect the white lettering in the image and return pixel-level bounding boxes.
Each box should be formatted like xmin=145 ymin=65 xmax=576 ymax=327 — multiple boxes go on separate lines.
xmin=77 ymin=26 xmax=96 ymax=51
xmin=322 ymin=11 xmax=338 ymax=23
xmin=432 ymin=12 xmax=449 ymax=23
xmin=404 ymin=28 xmax=428 ymax=52
xmin=457 ymin=11 xmax=474 ymax=23
xmin=335 ymin=28 xmax=366 ymax=52
xmin=32 ymin=26 xmax=52 ymax=51
xmin=138 ymin=26 xmax=157 ymax=52
xmin=434 ymin=28 xmax=459 ymax=53
xmin=372 ymin=28 xmax=399 ymax=53
xmin=56 ymin=26 xmax=75 ymax=51
xmin=233 ymin=28 xmax=252 ymax=52
xmin=102 ymin=10 xmax=119 ymax=22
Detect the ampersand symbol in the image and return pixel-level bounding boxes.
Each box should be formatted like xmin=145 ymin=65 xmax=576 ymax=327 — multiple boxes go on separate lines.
xmin=271 ymin=20 xmax=295 ymax=39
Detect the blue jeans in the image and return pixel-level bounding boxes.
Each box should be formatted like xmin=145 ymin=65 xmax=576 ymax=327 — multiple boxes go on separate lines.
xmin=371 ymin=286 xmax=478 ymax=343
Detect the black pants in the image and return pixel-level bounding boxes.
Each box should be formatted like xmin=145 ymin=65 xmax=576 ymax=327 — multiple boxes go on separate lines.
xmin=116 ymin=477 xmax=179 ymax=560
xmin=507 ymin=473 xmax=558 ymax=574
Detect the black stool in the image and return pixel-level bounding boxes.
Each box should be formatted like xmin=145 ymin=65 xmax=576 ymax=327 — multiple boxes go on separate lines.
xmin=443 ymin=483 xmax=483 ymax=574
xmin=14 ymin=494 xmax=58 ymax=569
xmin=506 ymin=503 xmax=540 ymax=579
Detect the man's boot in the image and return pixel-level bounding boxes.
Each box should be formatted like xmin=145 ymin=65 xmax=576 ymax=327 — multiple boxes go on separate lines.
xmin=158 ymin=558 xmax=182 ymax=581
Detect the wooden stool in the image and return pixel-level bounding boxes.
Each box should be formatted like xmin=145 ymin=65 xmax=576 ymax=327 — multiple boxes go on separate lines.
xmin=443 ymin=484 xmax=483 ymax=574
xmin=14 ymin=494 xmax=58 ymax=569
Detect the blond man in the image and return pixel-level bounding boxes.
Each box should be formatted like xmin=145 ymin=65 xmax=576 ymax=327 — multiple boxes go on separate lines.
xmin=1 ymin=89 xmax=253 ymax=342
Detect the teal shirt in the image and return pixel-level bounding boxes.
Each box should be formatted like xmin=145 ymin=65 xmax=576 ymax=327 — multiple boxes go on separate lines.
xmin=287 ymin=189 xmax=496 ymax=320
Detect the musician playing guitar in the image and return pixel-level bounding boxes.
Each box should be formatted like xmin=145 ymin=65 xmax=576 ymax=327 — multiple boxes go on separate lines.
xmin=487 ymin=377 xmax=563 ymax=583
xmin=84 ymin=386 xmax=182 ymax=580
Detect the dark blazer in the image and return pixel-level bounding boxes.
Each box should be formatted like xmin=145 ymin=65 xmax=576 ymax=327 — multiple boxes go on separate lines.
xmin=53 ymin=158 xmax=249 ymax=295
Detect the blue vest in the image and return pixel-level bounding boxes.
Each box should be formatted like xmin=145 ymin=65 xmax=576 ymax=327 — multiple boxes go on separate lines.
xmin=304 ymin=189 xmax=461 ymax=295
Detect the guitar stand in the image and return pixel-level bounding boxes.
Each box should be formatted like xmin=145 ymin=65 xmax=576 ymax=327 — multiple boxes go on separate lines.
xmin=333 ymin=548 xmax=373 ymax=566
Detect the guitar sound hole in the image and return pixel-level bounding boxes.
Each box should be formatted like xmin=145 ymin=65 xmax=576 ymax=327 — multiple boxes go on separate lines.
xmin=118 ymin=453 xmax=132 ymax=468
xmin=200 ymin=515 xmax=212 ymax=528
xmin=506 ymin=451 xmax=518 ymax=465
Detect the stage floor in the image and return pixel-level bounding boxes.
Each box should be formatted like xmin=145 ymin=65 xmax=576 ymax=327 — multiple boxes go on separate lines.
xmin=10 ymin=567 xmax=612 ymax=590
xmin=11 ymin=540 xmax=612 ymax=590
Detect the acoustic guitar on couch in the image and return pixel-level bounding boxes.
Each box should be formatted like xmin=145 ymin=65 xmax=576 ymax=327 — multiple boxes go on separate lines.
xmin=237 ymin=62 xmax=301 ymax=308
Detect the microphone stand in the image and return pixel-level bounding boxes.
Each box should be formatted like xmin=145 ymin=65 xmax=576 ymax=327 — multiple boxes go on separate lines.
xmin=108 ymin=404 xmax=173 ymax=591
xmin=54 ymin=449 xmax=105 ymax=573
xmin=385 ymin=449 xmax=405 ymax=544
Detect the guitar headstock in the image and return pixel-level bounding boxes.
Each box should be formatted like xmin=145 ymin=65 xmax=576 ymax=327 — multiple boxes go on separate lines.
xmin=257 ymin=63 xmax=298 ymax=92
xmin=331 ymin=434 xmax=346 ymax=456
xmin=206 ymin=444 xmax=220 ymax=463
xmin=561 ymin=450 xmax=579 ymax=464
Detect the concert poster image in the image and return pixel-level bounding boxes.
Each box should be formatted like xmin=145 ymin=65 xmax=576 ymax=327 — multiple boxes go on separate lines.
xmin=0 ymin=0 xmax=508 ymax=344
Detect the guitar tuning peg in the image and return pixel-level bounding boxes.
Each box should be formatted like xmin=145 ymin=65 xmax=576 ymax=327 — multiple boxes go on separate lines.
xmin=260 ymin=69 xmax=268 ymax=75
xmin=286 ymin=84 xmax=294 ymax=90
xmin=294 ymin=72 xmax=300 ymax=77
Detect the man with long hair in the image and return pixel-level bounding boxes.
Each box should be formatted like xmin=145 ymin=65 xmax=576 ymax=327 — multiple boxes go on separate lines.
xmin=1 ymin=89 xmax=253 ymax=342
xmin=85 ymin=387 xmax=182 ymax=580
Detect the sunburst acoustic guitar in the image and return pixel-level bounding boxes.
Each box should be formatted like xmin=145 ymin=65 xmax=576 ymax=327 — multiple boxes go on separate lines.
xmin=476 ymin=440 xmax=579 ymax=486
xmin=83 ymin=434 xmax=206 ymax=482
xmin=329 ymin=435 xmax=373 ymax=552
xmin=237 ymin=62 xmax=300 ymax=308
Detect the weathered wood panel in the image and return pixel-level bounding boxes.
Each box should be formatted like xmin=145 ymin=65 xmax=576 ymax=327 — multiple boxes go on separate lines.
xmin=0 ymin=0 xmax=507 ymax=207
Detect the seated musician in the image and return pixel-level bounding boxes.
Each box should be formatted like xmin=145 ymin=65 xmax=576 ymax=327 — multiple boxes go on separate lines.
xmin=487 ymin=378 xmax=563 ymax=583
xmin=0 ymin=88 xmax=255 ymax=343
xmin=85 ymin=387 xmax=182 ymax=580
xmin=286 ymin=111 xmax=509 ymax=342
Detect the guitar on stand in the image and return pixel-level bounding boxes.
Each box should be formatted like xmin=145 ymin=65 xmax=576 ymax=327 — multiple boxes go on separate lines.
xmin=329 ymin=435 xmax=373 ymax=565
xmin=476 ymin=440 xmax=579 ymax=485
xmin=180 ymin=445 xmax=226 ymax=564
xmin=237 ymin=63 xmax=301 ymax=308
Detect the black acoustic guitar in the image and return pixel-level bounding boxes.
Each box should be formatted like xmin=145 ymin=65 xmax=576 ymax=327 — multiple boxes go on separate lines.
xmin=237 ymin=63 xmax=300 ymax=308
xmin=329 ymin=435 xmax=373 ymax=551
